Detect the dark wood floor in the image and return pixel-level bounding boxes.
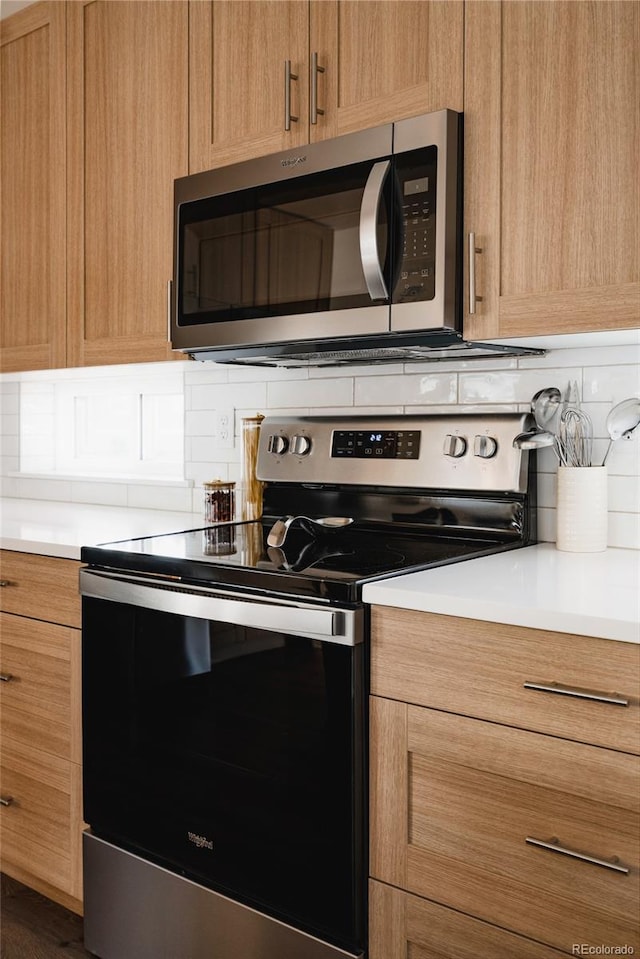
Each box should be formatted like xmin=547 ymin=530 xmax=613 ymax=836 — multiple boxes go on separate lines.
xmin=1 ymin=874 xmax=93 ymax=958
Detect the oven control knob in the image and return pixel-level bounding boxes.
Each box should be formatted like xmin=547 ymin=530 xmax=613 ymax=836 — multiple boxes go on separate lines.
xmin=290 ymin=434 xmax=312 ymax=456
xmin=268 ymin=434 xmax=289 ymax=455
xmin=474 ymin=434 xmax=498 ymax=458
xmin=443 ymin=434 xmax=467 ymax=458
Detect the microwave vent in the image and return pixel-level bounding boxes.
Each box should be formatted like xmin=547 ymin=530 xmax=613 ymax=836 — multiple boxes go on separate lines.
xmin=197 ymin=338 xmax=545 ymax=368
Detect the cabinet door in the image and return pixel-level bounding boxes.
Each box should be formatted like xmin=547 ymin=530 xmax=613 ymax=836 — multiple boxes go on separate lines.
xmin=311 ymin=0 xmax=463 ymax=143
xmin=465 ymin=0 xmax=639 ymax=339
xmin=370 ymin=697 xmax=640 ymax=955
xmin=369 ymin=881 xmax=568 ymax=959
xmin=0 ymin=2 xmax=66 ymax=373
xmin=0 ymin=613 xmax=81 ymax=764
xmin=66 ymin=0 xmax=188 ymax=367
xmin=0 ymin=737 xmax=83 ymax=902
xmin=189 ymin=0 xmax=309 ymax=173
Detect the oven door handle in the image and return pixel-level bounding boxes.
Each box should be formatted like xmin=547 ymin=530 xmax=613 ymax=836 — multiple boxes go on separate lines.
xmin=80 ymin=569 xmax=360 ymax=646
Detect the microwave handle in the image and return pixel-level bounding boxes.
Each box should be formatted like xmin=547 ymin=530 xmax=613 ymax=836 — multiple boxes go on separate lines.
xmin=359 ymin=160 xmax=390 ymax=301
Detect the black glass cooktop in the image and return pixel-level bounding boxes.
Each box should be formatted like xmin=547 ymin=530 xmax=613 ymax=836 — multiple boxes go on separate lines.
xmin=81 ymin=518 xmax=513 ymax=604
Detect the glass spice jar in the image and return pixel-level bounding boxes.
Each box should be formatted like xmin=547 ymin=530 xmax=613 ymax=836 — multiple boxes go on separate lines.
xmin=203 ymin=479 xmax=235 ymax=524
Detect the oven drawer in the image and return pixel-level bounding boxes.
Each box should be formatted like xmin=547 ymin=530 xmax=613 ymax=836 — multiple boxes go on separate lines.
xmin=0 ymin=551 xmax=81 ymax=628
xmin=0 ymin=612 xmax=80 ymax=763
xmin=370 ymin=696 xmax=640 ymax=955
xmin=0 ymin=737 xmax=83 ymax=899
xmin=369 ymin=880 xmax=568 ymax=959
xmin=370 ymin=607 xmax=640 ymax=753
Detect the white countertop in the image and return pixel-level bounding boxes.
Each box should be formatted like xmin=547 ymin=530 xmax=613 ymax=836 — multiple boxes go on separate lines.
xmin=362 ymin=543 xmax=640 ymax=644
xmin=2 ymin=500 xmax=638 ymax=643
xmin=0 ymin=498 xmax=205 ymax=560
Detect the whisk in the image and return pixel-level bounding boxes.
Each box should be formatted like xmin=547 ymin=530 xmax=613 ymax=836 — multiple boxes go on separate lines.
xmin=555 ymin=407 xmax=593 ymax=467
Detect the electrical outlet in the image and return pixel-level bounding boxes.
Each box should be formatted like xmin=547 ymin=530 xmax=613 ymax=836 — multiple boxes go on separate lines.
xmin=215 ymin=408 xmax=234 ymax=449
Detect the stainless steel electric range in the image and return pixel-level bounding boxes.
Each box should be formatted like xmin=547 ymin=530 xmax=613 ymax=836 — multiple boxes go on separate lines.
xmin=79 ymin=413 xmax=536 ymax=959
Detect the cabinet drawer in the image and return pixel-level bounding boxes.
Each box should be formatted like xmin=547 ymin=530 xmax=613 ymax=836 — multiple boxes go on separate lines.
xmin=369 ymin=880 xmax=568 ymax=959
xmin=0 ymin=612 xmax=81 ymax=763
xmin=0 ymin=738 xmax=83 ymax=900
xmin=371 ymin=606 xmax=640 ymax=754
xmin=0 ymin=551 xmax=81 ymax=628
xmin=370 ymin=696 xmax=640 ymax=955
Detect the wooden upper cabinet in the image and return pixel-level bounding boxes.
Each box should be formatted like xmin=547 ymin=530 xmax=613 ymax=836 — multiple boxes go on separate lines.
xmin=189 ymin=1 xmax=309 ymax=173
xmin=188 ymin=0 xmax=463 ymax=172
xmin=0 ymin=2 xmax=66 ymax=373
xmin=66 ymin=0 xmax=188 ymax=367
xmin=464 ymin=0 xmax=639 ymax=339
xmin=311 ymin=0 xmax=463 ymax=143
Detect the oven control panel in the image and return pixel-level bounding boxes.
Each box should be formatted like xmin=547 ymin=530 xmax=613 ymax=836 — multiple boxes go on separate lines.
xmin=332 ymin=430 xmax=421 ymax=460
xmin=258 ymin=414 xmax=532 ymax=493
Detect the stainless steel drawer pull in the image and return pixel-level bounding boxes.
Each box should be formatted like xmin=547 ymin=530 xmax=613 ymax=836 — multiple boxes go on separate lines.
xmin=0 ymin=673 xmax=14 ymax=682
xmin=526 ymin=836 xmax=629 ymax=874
xmin=0 ymin=796 xmax=14 ymax=807
xmin=523 ymin=680 xmax=629 ymax=707
xmin=0 ymin=580 xmax=10 ymax=587
xmin=284 ymin=60 xmax=298 ymax=131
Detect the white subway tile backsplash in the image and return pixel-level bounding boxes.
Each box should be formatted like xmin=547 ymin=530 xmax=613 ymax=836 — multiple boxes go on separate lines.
xmin=609 ymin=510 xmax=640 ymax=550
xmin=608 ymin=475 xmax=640 ymax=514
xmin=458 ymin=368 xmax=582 ymax=404
xmin=355 ymin=371 xmax=457 ymax=406
xmin=517 ymin=344 xmax=640 ymax=369
xmin=267 ymin=377 xmax=354 ymax=409
xmin=1 ymin=345 xmax=639 ymax=548
xmin=582 ymin=364 xmax=640 ymax=403
xmin=126 ymin=484 xmax=193 ymax=512
xmin=71 ymin=481 xmax=128 ymax=507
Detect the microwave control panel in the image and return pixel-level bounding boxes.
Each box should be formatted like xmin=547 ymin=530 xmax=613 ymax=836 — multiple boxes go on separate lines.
xmin=394 ymin=146 xmax=437 ymax=304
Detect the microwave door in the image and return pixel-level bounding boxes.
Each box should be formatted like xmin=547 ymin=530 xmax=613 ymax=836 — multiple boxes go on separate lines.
xmin=173 ymin=157 xmax=393 ymax=354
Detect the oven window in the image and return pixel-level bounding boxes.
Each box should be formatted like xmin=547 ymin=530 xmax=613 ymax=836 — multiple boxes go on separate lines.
xmin=82 ymin=599 xmax=365 ymax=953
xmin=178 ymin=159 xmax=391 ymax=324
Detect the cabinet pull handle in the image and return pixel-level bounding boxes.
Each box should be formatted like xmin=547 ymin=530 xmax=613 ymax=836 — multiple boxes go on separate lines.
xmin=310 ymin=52 xmax=325 ymax=124
xmin=526 ymin=836 xmax=629 ymax=874
xmin=523 ymin=680 xmax=629 ymax=707
xmin=284 ymin=60 xmax=298 ymax=131
xmin=468 ymin=232 xmax=483 ymax=315
xmin=0 ymin=796 xmax=14 ymax=807
xmin=0 ymin=673 xmax=14 ymax=682
xmin=0 ymin=580 xmax=10 ymax=587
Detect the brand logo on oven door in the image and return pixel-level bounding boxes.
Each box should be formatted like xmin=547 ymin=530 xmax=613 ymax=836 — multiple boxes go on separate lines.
xmin=281 ymin=155 xmax=307 ymax=168
xmin=188 ymin=831 xmax=214 ymax=851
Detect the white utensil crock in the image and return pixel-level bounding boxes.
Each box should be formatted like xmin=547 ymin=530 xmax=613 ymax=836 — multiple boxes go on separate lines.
xmin=556 ymin=466 xmax=608 ymax=552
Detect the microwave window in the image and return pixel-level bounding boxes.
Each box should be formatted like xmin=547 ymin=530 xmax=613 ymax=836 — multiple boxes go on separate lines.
xmin=179 ymin=160 xmax=391 ymax=323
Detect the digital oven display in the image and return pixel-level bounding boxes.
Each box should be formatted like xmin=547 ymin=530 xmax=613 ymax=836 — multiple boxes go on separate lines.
xmin=331 ymin=430 xmax=420 ymax=460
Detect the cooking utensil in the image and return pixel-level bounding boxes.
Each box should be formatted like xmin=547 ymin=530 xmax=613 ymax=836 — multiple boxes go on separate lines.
xmin=602 ymin=397 xmax=640 ymax=465
xmin=512 ymin=430 xmax=556 ymax=450
xmin=531 ymin=387 xmax=562 ymax=433
xmin=556 ymin=407 xmax=593 ymax=467
xmin=553 ymin=381 xmax=593 ymax=467
xmin=267 ymin=514 xmax=354 ymax=548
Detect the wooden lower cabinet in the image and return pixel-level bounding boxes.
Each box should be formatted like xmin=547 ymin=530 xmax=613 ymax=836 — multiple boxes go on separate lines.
xmin=369 ymin=880 xmax=567 ymax=959
xmin=0 ymin=739 xmax=83 ymax=903
xmin=0 ymin=551 xmax=83 ymax=913
xmin=370 ymin=606 xmax=640 ymax=958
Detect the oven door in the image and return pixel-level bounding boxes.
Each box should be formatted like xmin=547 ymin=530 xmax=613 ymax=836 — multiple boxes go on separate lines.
xmin=80 ymin=569 xmax=366 ymax=955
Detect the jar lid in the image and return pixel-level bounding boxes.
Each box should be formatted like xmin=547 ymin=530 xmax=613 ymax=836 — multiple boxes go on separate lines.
xmin=203 ymin=479 xmax=236 ymax=489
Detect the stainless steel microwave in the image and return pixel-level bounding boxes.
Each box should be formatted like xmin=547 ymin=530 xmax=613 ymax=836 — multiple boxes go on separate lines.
xmin=171 ymin=110 xmax=539 ymax=367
